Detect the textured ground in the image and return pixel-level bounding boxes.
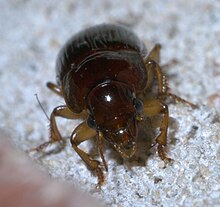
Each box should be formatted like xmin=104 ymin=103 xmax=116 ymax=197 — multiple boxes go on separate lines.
xmin=0 ymin=0 xmax=220 ymax=207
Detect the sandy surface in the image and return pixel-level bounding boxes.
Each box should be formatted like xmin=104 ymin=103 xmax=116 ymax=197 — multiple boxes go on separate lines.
xmin=0 ymin=0 xmax=220 ymax=207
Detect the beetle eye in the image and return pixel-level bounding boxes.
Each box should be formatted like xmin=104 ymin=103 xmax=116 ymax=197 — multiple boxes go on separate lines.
xmin=87 ymin=115 xmax=96 ymax=129
xmin=133 ymin=98 xmax=143 ymax=113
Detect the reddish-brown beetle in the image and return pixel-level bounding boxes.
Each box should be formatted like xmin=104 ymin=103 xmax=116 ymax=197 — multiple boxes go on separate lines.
xmin=32 ymin=24 xmax=196 ymax=187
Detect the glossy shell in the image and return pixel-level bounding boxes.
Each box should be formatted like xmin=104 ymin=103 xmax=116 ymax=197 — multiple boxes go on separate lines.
xmin=56 ymin=24 xmax=148 ymax=113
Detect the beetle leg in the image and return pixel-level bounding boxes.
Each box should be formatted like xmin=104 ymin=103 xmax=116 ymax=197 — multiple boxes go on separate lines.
xmin=144 ymin=44 xmax=161 ymax=91
xmin=47 ymin=82 xmax=63 ymax=97
xmin=142 ymin=99 xmax=172 ymax=163
xmin=144 ymin=44 xmax=167 ymax=96
xmin=145 ymin=59 xmax=197 ymax=108
xmin=145 ymin=60 xmax=167 ymax=97
xmin=98 ymin=131 xmax=108 ymax=172
xmin=30 ymin=105 xmax=86 ymax=152
xmin=144 ymin=45 xmax=197 ymax=108
xmin=70 ymin=121 xmax=105 ymax=188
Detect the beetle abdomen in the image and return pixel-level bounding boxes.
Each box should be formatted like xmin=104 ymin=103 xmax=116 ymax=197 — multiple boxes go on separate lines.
xmin=56 ymin=24 xmax=146 ymax=82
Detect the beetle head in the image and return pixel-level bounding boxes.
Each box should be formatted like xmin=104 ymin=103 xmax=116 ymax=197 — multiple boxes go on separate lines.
xmin=87 ymin=81 xmax=143 ymax=158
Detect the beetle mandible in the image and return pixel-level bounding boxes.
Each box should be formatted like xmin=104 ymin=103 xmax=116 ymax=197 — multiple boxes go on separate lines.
xmin=32 ymin=24 xmax=196 ymax=187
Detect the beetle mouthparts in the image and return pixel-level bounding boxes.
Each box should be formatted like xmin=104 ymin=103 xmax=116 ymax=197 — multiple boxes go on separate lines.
xmin=114 ymin=141 xmax=136 ymax=159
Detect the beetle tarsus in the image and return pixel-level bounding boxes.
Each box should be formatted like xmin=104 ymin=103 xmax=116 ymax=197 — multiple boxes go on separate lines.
xmin=167 ymin=92 xmax=198 ymax=108
xmin=95 ymin=168 xmax=105 ymax=189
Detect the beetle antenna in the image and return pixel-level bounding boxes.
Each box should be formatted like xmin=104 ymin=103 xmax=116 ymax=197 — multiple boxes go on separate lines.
xmin=35 ymin=93 xmax=50 ymax=121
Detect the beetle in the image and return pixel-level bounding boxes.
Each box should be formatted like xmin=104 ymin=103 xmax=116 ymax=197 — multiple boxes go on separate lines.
xmin=32 ymin=24 xmax=196 ymax=187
